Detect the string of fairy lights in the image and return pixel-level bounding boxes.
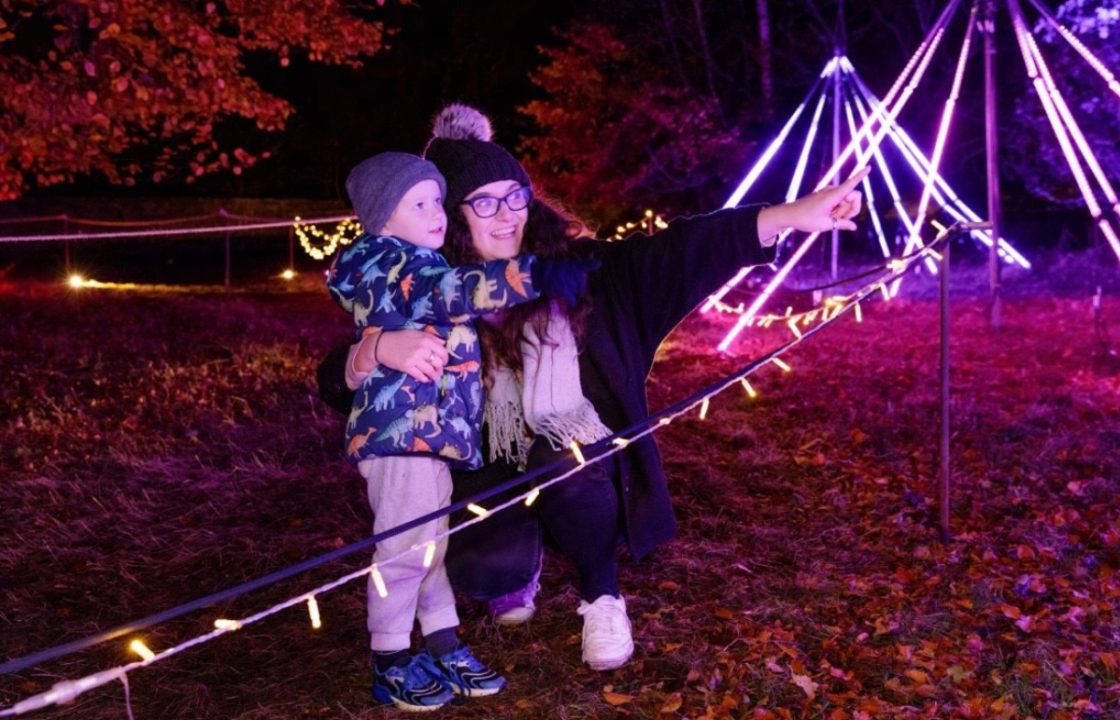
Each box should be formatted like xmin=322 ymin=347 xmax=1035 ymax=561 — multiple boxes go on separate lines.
xmin=293 ymin=216 xmax=363 ymax=260
xmin=608 ymin=209 xmax=669 ymax=241
xmin=0 ymin=226 xmax=958 ymax=718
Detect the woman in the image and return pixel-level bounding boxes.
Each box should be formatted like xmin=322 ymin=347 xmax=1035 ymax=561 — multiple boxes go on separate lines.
xmin=320 ymin=104 xmax=865 ymax=671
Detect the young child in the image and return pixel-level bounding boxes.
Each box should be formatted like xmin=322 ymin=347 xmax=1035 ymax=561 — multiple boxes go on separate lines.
xmin=327 ymin=152 xmax=581 ymax=711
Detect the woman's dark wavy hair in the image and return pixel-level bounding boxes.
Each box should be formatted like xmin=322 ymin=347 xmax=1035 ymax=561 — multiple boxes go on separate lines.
xmin=443 ymin=193 xmax=594 ymax=375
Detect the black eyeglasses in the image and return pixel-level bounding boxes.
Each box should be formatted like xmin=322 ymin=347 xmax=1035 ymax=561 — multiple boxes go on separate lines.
xmin=460 ymin=186 xmax=533 ymax=219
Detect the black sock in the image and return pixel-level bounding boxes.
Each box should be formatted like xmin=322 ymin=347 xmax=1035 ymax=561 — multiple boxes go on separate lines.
xmin=372 ymin=649 xmax=410 ymax=672
xmin=423 ymin=627 xmax=459 ymax=657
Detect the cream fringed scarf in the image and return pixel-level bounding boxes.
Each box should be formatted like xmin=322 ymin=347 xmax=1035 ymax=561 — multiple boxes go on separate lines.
xmin=484 ymin=304 xmax=613 ymax=467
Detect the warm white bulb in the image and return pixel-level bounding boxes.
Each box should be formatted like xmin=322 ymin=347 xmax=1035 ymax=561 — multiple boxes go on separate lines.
xmin=129 ymin=639 xmax=156 ymax=661
xmin=370 ymin=567 xmax=389 ymax=598
xmin=569 ymin=441 xmax=586 ymax=465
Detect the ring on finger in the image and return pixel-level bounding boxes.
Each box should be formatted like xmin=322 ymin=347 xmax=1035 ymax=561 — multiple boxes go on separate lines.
xmin=427 ymin=352 xmax=438 ymax=364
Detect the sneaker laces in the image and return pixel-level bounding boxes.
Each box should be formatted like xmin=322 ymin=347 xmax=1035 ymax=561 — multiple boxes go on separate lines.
xmin=578 ymin=595 xmax=629 ymax=640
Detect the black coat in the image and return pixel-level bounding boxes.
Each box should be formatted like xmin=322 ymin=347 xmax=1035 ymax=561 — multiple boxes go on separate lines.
xmin=319 ymin=204 xmax=774 ymax=596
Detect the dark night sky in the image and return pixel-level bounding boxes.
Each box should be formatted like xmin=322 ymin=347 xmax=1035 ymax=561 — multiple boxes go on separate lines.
xmin=183 ymin=0 xmax=1019 ymax=205
xmin=29 ymin=0 xmax=1076 ymax=221
xmin=212 ymin=0 xmax=586 ymax=201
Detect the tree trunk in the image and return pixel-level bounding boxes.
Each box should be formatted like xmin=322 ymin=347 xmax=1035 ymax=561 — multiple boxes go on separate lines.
xmin=691 ymin=0 xmax=726 ymax=121
xmin=659 ymin=0 xmax=690 ymax=87
xmin=756 ymin=0 xmax=774 ymax=121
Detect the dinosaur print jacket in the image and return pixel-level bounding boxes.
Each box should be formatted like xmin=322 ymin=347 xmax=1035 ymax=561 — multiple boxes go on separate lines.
xmin=327 ymin=234 xmax=539 ymax=469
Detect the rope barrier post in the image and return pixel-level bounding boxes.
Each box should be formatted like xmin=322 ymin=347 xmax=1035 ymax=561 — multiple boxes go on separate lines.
xmin=983 ymin=0 xmax=1003 ymax=329
xmin=62 ymin=214 xmax=72 ymax=275
xmin=938 ymin=234 xmax=952 ymax=544
xmin=288 ymin=225 xmax=295 ymax=274
xmin=220 ymin=209 xmax=231 ymax=294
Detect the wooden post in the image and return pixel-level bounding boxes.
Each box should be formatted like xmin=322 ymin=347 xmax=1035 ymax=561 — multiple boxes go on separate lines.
xmin=62 ymin=215 xmax=72 ymax=275
xmin=831 ymin=51 xmax=842 ymax=281
xmin=983 ymin=0 xmax=1003 ymax=329
xmin=288 ymin=225 xmax=295 ymax=273
xmin=938 ymin=236 xmax=952 ymax=543
xmin=220 ymin=208 xmax=231 ymax=293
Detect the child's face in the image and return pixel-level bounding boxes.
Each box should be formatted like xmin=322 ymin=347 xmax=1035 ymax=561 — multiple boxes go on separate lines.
xmin=381 ymin=179 xmax=447 ymax=250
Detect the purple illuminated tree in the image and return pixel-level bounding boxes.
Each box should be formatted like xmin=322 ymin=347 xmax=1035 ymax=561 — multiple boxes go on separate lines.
xmin=1005 ymin=0 xmax=1120 ymax=207
xmin=517 ymin=22 xmax=751 ymax=224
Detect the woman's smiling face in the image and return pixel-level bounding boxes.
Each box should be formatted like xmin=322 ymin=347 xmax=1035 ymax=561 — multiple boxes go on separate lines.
xmin=460 ymin=180 xmax=529 ymax=261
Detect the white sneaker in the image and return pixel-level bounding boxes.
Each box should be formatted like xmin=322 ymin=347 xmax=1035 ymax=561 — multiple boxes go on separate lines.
xmin=577 ymin=595 xmax=634 ymax=670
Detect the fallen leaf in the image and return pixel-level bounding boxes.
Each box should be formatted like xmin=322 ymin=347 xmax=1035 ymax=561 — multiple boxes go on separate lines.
xmin=791 ymin=673 xmax=819 ymax=699
xmin=660 ymin=692 xmax=683 ymax=713
xmin=604 ymin=691 xmax=633 ymax=706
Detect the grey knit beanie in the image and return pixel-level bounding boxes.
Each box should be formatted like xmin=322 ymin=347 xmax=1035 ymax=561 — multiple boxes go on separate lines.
xmin=345 ymin=152 xmax=447 ymax=235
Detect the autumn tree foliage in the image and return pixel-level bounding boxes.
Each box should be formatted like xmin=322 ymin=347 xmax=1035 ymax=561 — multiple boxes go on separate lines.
xmin=517 ymin=21 xmax=756 ymax=225
xmin=0 ymin=0 xmax=395 ymax=200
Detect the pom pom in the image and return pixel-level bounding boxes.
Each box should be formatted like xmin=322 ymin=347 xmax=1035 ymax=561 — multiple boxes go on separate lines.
xmin=432 ymin=103 xmax=493 ymax=142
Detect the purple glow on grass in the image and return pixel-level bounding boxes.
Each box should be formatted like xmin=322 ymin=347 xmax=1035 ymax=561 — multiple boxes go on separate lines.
xmin=1027 ymin=0 xmax=1120 ymax=100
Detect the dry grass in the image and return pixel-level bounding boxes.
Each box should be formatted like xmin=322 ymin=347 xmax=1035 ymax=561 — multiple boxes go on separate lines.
xmin=1 ymin=252 xmax=1118 ymax=719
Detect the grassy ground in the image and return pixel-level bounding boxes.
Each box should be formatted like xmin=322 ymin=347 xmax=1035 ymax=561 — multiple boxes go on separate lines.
xmin=1 ymin=252 xmax=1118 ymax=719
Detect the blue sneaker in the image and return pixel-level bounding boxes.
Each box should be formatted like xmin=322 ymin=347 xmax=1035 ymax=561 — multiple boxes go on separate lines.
xmin=426 ymin=644 xmax=506 ymax=697
xmin=372 ymin=653 xmax=454 ymax=712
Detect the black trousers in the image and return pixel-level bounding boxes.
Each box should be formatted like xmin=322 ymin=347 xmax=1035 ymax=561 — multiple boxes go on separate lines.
xmin=447 ymin=438 xmax=620 ymax=602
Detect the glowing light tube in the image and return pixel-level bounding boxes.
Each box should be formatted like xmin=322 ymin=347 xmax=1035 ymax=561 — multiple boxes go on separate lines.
xmin=845 ymin=70 xmax=1031 ymax=268
xmin=700 ymin=265 xmax=755 ymax=314
xmin=815 ymin=0 xmax=961 ymax=191
xmin=723 ymin=60 xmax=835 ymax=208
xmin=1009 ymin=0 xmax=1120 ymax=260
xmin=843 ymin=90 xmax=907 ymax=256
xmin=1027 ymin=0 xmax=1120 ymax=101
xmin=716 ymin=17 xmax=958 ymax=352
xmin=907 ymin=8 xmax=977 ymax=257
xmin=1010 ymin=2 xmax=1103 ymax=217
xmin=786 ymin=93 xmax=830 ymax=203
xmin=717 ymin=229 xmax=820 ymax=352
xmin=1022 ymin=20 xmax=1119 ymax=210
